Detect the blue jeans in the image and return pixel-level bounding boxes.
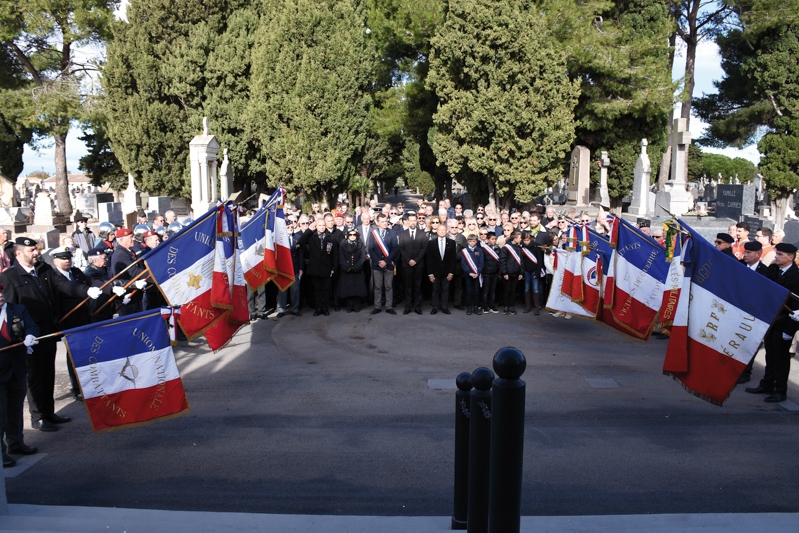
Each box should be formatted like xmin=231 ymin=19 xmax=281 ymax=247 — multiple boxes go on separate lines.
xmin=523 ymin=271 xmax=540 ymax=293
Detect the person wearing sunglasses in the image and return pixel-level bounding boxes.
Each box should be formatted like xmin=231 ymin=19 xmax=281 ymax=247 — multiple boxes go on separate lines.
xmin=485 ymin=215 xmax=501 ymax=236
xmin=715 ymin=233 xmax=735 ymax=257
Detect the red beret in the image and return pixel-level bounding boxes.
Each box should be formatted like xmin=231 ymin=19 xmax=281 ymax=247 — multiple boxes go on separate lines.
xmin=115 ymin=228 xmax=133 ymax=238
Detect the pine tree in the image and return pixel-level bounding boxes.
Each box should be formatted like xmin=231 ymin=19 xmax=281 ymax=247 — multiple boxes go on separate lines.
xmin=247 ymin=0 xmax=375 ymax=200
xmin=0 ymin=43 xmax=32 ymax=181
xmin=427 ymin=0 xmax=580 ymax=207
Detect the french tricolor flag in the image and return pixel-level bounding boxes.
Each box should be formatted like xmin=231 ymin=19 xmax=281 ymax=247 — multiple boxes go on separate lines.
xmin=145 ymin=208 xmax=224 ymax=338
xmin=599 ymin=218 xmax=669 ymax=340
xmin=663 ymin=223 xmax=789 ymax=405
xmin=579 ymin=228 xmax=613 ymax=316
xmin=240 ymin=203 xmax=271 ymax=290
xmin=63 ymin=310 xmax=190 ymax=433
xmin=545 ymin=248 xmax=595 ymax=318
xmin=263 ymin=188 xmax=295 ymax=291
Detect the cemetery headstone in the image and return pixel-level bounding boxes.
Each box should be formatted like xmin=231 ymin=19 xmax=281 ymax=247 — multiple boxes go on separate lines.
xmin=715 ymin=184 xmax=755 ymax=220
xmin=655 ymin=118 xmax=693 ymax=217
xmin=567 ymin=146 xmax=590 ymax=206
xmin=628 ymin=139 xmax=651 ymax=216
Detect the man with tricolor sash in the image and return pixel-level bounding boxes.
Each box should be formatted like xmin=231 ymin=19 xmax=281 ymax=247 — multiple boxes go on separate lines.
xmin=368 ymin=213 xmax=399 ymax=315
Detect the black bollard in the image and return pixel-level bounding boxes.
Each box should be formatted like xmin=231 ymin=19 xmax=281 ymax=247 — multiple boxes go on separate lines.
xmin=467 ymin=367 xmax=494 ymax=533
xmin=452 ymin=372 xmax=473 ymax=530
xmin=488 ymin=347 xmax=527 ymax=533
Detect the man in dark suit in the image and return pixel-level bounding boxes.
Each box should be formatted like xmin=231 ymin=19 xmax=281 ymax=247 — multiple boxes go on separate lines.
xmin=746 ymin=242 xmax=799 ymax=402
xmin=426 ymin=222 xmax=456 ymax=315
xmin=368 ymin=213 xmax=399 ymax=315
xmin=110 ymin=228 xmax=148 ymax=316
xmin=399 ymin=211 xmax=428 ymax=315
xmin=357 ymin=209 xmax=374 ymax=303
xmin=298 ymin=214 xmax=338 ymax=316
xmin=1 ymin=285 xmax=40 ymax=467
xmin=737 ymin=240 xmax=774 ymax=383
xmin=0 ymin=237 xmax=102 ymax=432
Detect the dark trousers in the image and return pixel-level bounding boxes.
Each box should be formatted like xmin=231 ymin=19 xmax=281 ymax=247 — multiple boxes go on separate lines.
xmin=761 ymin=326 xmax=792 ymax=394
xmin=464 ymin=275 xmax=480 ymax=307
xmin=311 ymin=275 xmax=331 ymax=310
xmin=403 ymin=264 xmax=424 ymax=310
xmin=25 ymin=339 xmax=58 ymax=422
xmin=1 ymin=370 xmax=27 ymax=454
xmin=503 ymin=276 xmax=519 ymax=308
xmin=481 ymin=274 xmax=497 ymax=309
xmin=431 ymin=277 xmax=450 ymax=310
xmin=452 ymin=272 xmax=464 ymax=307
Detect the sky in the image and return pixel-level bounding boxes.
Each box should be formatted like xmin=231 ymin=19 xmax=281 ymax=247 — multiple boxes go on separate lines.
xmin=20 ymin=10 xmax=760 ymax=178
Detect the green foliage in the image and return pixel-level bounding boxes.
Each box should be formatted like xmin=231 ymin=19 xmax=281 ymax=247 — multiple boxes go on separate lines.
xmin=687 ymin=143 xmax=703 ymax=181
xmin=759 ymin=117 xmax=799 ymax=194
xmin=78 ymin=123 xmax=126 ymax=190
xmin=0 ymin=43 xmax=32 ymax=180
xmin=402 ymin=139 xmax=434 ymax=197
xmin=247 ymin=0 xmax=375 ymax=198
xmin=699 ymin=152 xmax=756 ymax=183
xmin=427 ymin=0 xmax=580 ymax=205
xmin=572 ymin=0 xmax=674 ymax=201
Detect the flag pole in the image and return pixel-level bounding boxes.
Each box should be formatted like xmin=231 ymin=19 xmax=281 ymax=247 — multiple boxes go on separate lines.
xmin=58 ymin=257 xmax=149 ymax=325
xmin=92 ymin=271 xmax=150 ymax=317
xmin=113 ymin=284 xmax=153 ymax=313
xmin=0 ymin=331 xmax=63 ymax=354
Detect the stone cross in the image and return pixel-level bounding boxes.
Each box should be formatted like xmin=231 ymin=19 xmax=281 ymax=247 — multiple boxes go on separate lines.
xmin=655 ymin=119 xmax=693 ymax=217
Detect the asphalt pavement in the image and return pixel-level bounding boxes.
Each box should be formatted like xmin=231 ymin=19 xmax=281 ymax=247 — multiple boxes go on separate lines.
xmin=2 ymin=304 xmax=799 ymax=525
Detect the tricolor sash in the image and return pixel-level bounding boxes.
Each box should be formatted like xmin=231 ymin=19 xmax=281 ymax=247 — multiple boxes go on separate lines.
xmin=371 ymin=229 xmax=393 ymax=265
xmin=504 ymin=244 xmax=522 ymax=265
xmin=463 ymin=247 xmax=483 ymax=287
xmin=521 ymin=247 xmax=538 ymax=265
xmin=481 ymin=242 xmax=499 ymax=261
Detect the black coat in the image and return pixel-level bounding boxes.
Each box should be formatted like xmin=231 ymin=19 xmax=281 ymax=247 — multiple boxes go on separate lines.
xmin=0 ymin=302 xmax=39 ymax=383
xmin=399 ymin=228 xmax=428 ymax=267
xmin=0 ymin=262 xmax=90 ymax=335
xmin=53 ymin=267 xmax=94 ymax=329
xmin=299 ymin=229 xmax=338 ymax=277
xmin=426 ymin=236 xmax=456 ymax=278
xmin=337 ymin=239 xmax=367 ymax=299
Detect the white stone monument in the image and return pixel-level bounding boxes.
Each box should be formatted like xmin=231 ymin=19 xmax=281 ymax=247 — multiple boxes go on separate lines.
xmin=628 ymin=139 xmax=651 ymax=216
xmin=122 ymin=173 xmax=140 ymax=215
xmin=567 ymin=146 xmax=591 ymax=206
xmin=598 ymin=151 xmax=610 ymax=208
xmin=219 ymin=148 xmax=232 ymax=201
xmin=655 ymin=119 xmax=693 ymax=217
xmin=189 ymin=117 xmax=220 ymax=216
xmin=33 ymin=191 xmax=54 ymax=226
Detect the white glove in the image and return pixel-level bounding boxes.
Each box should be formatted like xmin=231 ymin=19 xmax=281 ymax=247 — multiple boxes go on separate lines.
xmin=26 ymin=347 xmax=33 ymax=355
xmin=87 ymin=287 xmax=102 ymax=300
xmin=134 ymin=280 xmax=147 ymax=290
xmin=112 ymin=286 xmax=126 ymax=297
xmin=23 ymin=334 xmax=38 ymax=347
xmin=790 ymin=310 xmax=799 ymax=322
xmin=782 ymin=332 xmax=792 ymax=341
xmin=122 ymin=296 xmax=132 ymax=305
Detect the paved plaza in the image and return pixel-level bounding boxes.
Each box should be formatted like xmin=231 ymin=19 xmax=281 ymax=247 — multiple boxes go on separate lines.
xmin=3 ymin=307 xmax=799 ymax=525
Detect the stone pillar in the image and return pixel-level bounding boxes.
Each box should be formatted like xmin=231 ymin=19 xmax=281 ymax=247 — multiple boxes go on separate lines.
xmin=189 ymin=117 xmax=220 ymax=216
xmin=598 ymin=151 xmax=610 ymax=209
xmin=655 ymin=119 xmax=693 ymax=217
xmin=628 ymin=139 xmax=651 ymax=216
xmin=567 ymin=146 xmax=591 ymax=206
xmin=220 ymin=148 xmax=232 ymax=201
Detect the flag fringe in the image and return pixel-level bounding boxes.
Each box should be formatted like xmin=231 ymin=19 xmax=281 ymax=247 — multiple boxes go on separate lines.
xmin=663 ymin=371 xmax=725 ymax=407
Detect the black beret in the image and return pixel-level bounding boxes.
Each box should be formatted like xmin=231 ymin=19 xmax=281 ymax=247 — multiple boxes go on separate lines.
xmin=716 ymin=233 xmax=734 ymax=244
xmin=15 ymin=236 xmax=37 ymax=247
xmin=776 ymin=242 xmax=798 ymax=254
xmin=743 ymin=241 xmax=762 ymax=252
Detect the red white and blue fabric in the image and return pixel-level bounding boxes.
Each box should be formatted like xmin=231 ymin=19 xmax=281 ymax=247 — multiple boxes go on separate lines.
xmin=545 ymin=249 xmax=594 ymax=318
xmin=263 ymin=188 xmax=295 ymax=291
xmin=481 ymin=242 xmax=499 ymax=261
xmin=662 ymin=222 xmax=789 ymax=405
xmin=598 ymin=218 xmax=668 ymax=340
xmin=658 ymin=233 xmax=683 ymax=329
xmin=562 ymin=225 xmax=589 ymax=302
xmin=372 ymin=229 xmax=392 ymax=264
xmin=240 ymin=203 xmax=270 ymax=290
xmin=462 ymin=247 xmax=482 ymax=287
xmin=576 ymin=228 xmax=612 ymax=316
xmin=63 ymin=309 xmax=190 ymax=433
xmin=504 ymin=244 xmax=521 ymax=266
xmin=145 ymin=208 xmax=223 ymax=339
xmin=160 ymin=307 xmax=181 ymax=346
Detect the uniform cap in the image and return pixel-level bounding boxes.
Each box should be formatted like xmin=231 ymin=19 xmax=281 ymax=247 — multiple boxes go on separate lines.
xmin=87 ymin=247 xmax=106 ymax=258
xmin=716 ymin=233 xmax=734 ymax=244
xmin=14 ymin=237 xmax=37 ymax=247
xmin=50 ymin=246 xmax=74 ymax=259
xmin=115 ymin=228 xmax=133 ymax=238
xmin=776 ymin=242 xmax=798 ymax=254
xmin=142 ymin=230 xmax=158 ymax=239
xmin=743 ymin=241 xmax=762 ymax=251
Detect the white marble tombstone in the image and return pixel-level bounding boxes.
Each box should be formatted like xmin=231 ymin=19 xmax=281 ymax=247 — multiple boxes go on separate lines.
xmin=122 ymin=173 xmax=140 ymax=215
xmin=567 ymin=146 xmax=591 ymax=206
xmin=628 ymin=139 xmax=651 ymax=216
xmin=189 ymin=117 xmax=220 ymax=216
xmin=33 ymin=191 xmax=54 ymax=226
xmin=219 ymin=148 xmax=232 ymax=201
xmin=655 ymin=118 xmax=693 ymax=217
xmin=599 ymin=151 xmax=610 ymax=208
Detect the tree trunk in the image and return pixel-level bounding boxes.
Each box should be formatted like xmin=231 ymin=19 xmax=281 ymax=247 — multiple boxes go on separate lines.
xmin=54 ymin=131 xmax=73 ymax=214
xmin=658 ymin=31 xmax=677 ymax=191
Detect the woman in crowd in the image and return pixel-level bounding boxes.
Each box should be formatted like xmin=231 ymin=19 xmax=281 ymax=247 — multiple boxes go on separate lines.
xmin=337 ymin=228 xmax=367 ymax=312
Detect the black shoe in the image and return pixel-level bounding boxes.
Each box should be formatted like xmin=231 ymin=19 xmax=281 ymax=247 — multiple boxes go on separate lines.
xmin=656 ymin=333 xmax=670 ymax=340
xmin=291 ymin=311 xmax=302 ymax=317
xmin=277 ymin=312 xmax=286 ymax=318
xmin=475 ymin=307 xmax=482 ymax=315
xmin=386 ymin=308 xmax=397 ymax=315
xmin=333 ymin=306 xmax=340 ymax=312
xmin=323 ymin=309 xmax=330 ymax=316
xmin=736 ymin=373 xmax=751 ymax=385
xmin=503 ymin=307 xmax=509 ymax=315
xmin=8 ymin=443 xmax=38 ymax=455
xmin=46 ymin=414 xmax=71 ymax=424
xmin=257 ymin=313 xmax=269 ymax=320
xmin=3 ymin=455 xmax=16 ymax=468
xmin=509 ymin=307 xmax=517 ymax=315
xmin=33 ymin=419 xmax=59 ymax=432
xmin=347 ymin=307 xmax=353 ymax=313
xmin=354 ymin=307 xmax=361 ymax=313
xmin=466 ymin=307 xmax=472 ymax=315
xmin=455 ymin=305 xmax=466 ymax=311
xmin=430 ymin=308 xmax=438 ymax=315
xmin=371 ymin=308 xmax=382 ymax=315
xmin=403 ymin=308 xmax=412 ymax=315
xmin=765 ymin=393 xmax=787 ymax=403
xmin=490 ymin=307 xmax=499 ymax=314
xmin=250 ymin=315 xmax=259 ymax=321
xmin=745 ymin=385 xmax=773 ymax=394
xmin=313 ymin=309 xmax=322 ymax=316
xmin=415 ymin=308 xmax=422 ymax=315
xmin=441 ymin=308 xmax=451 ymax=315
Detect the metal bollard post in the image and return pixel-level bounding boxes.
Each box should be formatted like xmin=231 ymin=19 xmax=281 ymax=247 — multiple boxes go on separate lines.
xmin=467 ymin=367 xmax=494 ymax=533
xmin=452 ymin=372 xmax=473 ymax=530
xmin=488 ymin=347 xmax=527 ymax=533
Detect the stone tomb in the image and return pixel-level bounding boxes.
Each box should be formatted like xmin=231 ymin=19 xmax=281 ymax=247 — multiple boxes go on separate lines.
xmin=715 ymin=184 xmax=755 ymax=220
xmin=567 ymin=146 xmax=591 ymax=206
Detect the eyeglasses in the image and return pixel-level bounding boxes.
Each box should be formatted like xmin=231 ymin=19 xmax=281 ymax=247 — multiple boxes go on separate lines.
xmin=300 ymin=222 xmax=309 ymax=225
xmin=488 ymin=217 xmax=496 ymax=221
xmin=715 ymin=240 xmax=724 ymax=245
xmin=480 ymin=232 xmax=488 ymax=236
xmin=468 ymin=223 xmax=476 ymax=226
xmin=476 ymin=216 xmax=484 ymax=220
xmin=431 ymin=220 xmax=440 ymax=224
xmin=390 ymin=211 xmax=397 ymax=215
xmin=511 ymin=215 xmax=519 ymax=219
